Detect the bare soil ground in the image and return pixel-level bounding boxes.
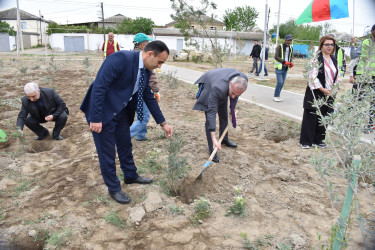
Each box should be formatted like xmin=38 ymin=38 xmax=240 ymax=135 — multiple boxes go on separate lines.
xmin=0 ymin=53 xmax=374 ymax=249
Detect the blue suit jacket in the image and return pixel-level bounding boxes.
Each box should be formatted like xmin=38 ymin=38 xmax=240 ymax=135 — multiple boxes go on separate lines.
xmin=80 ymin=50 xmax=165 ymax=125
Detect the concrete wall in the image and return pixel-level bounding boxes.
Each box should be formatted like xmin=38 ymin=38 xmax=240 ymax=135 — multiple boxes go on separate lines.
xmin=49 ymin=33 xmax=139 ymax=52
xmin=154 ymin=35 xmax=254 ymax=56
xmin=49 ymin=32 xmax=257 ymax=55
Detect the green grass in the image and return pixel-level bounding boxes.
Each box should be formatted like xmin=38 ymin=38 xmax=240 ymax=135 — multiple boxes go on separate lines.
xmin=13 ymin=180 xmax=31 ymax=196
xmin=45 ymin=228 xmax=72 ymax=249
xmin=104 ymin=210 xmax=125 ymax=228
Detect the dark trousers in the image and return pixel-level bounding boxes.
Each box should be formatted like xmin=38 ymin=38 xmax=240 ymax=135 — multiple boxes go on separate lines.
xmin=25 ymin=111 xmax=68 ymax=137
xmin=92 ymin=103 xmax=138 ymax=193
xmin=250 ymin=57 xmax=259 ymax=73
xmin=205 ymin=105 xmax=229 ymax=152
xmin=299 ymin=107 xmax=329 ymax=146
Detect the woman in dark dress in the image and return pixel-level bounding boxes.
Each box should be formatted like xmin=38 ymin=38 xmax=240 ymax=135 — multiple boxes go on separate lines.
xmin=300 ymin=35 xmax=341 ymax=149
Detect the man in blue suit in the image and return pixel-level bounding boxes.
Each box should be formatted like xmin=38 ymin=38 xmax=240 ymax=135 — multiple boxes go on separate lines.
xmin=80 ymin=41 xmax=173 ymax=204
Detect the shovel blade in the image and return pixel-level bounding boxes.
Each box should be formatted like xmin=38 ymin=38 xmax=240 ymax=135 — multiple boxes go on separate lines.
xmin=196 ymin=160 xmax=211 ymax=179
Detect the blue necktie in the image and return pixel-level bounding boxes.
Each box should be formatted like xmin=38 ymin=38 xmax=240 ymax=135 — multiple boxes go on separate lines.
xmin=230 ymin=98 xmax=236 ymax=128
xmin=137 ymin=68 xmax=145 ymax=122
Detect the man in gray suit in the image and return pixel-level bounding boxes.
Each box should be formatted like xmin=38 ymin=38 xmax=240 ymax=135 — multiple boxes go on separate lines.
xmin=193 ymin=68 xmax=248 ymax=163
xmin=17 ymin=82 xmax=68 ymax=140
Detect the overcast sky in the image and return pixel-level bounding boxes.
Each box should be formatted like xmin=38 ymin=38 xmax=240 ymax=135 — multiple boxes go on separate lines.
xmin=0 ymin=0 xmax=374 ymax=37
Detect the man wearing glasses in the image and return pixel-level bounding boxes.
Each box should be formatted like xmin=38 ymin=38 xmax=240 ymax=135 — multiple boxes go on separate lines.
xmin=193 ymin=68 xmax=248 ymax=163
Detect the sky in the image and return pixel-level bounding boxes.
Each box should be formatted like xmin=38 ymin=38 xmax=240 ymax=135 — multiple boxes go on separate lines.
xmin=0 ymin=0 xmax=374 ymax=37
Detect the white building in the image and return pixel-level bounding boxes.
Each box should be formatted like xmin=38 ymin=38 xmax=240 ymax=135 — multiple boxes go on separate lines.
xmin=0 ymin=8 xmax=51 ymax=50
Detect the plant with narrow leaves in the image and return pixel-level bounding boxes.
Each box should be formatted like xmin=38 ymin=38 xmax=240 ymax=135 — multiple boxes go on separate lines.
xmin=164 ymin=133 xmax=189 ymax=194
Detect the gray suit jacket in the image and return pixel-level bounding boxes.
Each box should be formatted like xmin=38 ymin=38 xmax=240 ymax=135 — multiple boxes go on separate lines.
xmin=193 ymin=68 xmax=248 ymax=131
xmin=17 ymin=87 xmax=67 ymax=130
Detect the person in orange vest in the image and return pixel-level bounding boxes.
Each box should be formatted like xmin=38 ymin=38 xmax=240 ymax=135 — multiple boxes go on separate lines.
xmin=102 ymin=32 xmax=120 ymax=60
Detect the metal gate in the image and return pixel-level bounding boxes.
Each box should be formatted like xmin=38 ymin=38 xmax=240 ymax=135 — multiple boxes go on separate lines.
xmin=177 ymin=39 xmax=183 ymax=52
xmin=22 ymin=34 xmax=31 ymax=48
xmin=64 ymin=36 xmax=84 ymax=52
xmin=0 ymin=33 xmax=10 ymax=52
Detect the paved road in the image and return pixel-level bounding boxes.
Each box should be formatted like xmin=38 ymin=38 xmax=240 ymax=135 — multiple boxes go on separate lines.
xmin=161 ymin=64 xmax=305 ymax=120
xmin=161 ymin=64 xmax=374 ymax=144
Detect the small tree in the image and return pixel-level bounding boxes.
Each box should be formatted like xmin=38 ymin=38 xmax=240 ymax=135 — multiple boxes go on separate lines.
xmin=170 ymin=0 xmax=230 ymax=68
xmin=223 ymin=6 xmax=259 ymax=32
xmin=308 ymin=42 xmax=375 ymax=248
xmin=0 ymin=20 xmax=16 ymax=36
xmin=117 ymin=17 xmax=155 ymax=34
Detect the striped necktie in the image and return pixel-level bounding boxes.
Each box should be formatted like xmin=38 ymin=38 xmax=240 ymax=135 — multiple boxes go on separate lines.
xmin=137 ymin=68 xmax=145 ymax=122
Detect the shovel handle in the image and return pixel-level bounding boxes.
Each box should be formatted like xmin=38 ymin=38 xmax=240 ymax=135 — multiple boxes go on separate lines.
xmin=208 ymin=125 xmax=229 ymax=162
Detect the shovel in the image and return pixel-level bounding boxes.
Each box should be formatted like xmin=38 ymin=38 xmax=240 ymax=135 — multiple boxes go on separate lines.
xmin=196 ymin=125 xmax=229 ymax=179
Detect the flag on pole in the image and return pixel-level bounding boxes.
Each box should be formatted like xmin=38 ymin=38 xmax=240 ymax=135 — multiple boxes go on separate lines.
xmin=296 ymin=0 xmax=349 ymax=25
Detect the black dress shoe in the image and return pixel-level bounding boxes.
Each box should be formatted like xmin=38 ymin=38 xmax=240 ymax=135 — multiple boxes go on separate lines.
xmin=222 ymin=139 xmax=237 ymax=148
xmin=212 ymin=153 xmax=219 ymax=163
xmin=34 ymin=131 xmax=49 ymax=140
xmin=124 ymin=176 xmax=153 ymax=184
xmin=53 ymin=135 xmax=63 ymax=140
xmin=109 ymin=190 xmax=131 ymax=204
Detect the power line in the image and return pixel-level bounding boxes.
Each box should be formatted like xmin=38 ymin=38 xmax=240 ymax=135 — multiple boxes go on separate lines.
xmin=44 ymin=6 xmax=97 ymax=15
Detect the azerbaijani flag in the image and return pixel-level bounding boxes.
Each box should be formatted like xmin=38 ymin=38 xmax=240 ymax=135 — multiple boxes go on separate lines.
xmin=296 ymin=0 xmax=349 ymax=25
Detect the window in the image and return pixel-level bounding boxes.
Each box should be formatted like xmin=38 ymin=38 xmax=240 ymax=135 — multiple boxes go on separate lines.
xmin=210 ymin=26 xmax=217 ymax=30
xmin=21 ymin=22 xmax=27 ymax=30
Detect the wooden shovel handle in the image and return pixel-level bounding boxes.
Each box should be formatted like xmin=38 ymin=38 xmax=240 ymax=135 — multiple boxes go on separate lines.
xmin=208 ymin=125 xmax=229 ymax=162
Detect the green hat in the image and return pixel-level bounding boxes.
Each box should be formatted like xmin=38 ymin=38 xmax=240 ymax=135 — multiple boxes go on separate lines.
xmin=133 ymin=33 xmax=153 ymax=44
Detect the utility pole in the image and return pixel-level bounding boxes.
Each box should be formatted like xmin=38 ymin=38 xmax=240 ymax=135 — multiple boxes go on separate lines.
xmin=275 ymin=0 xmax=281 ymax=49
xmin=260 ymin=0 xmax=268 ymax=79
xmin=267 ymin=7 xmax=270 ymax=32
xmin=101 ymin=2 xmax=105 ymax=42
xmin=39 ymin=10 xmax=42 ymax=45
xmin=352 ymin=0 xmax=355 ymax=35
xmin=16 ymin=0 xmax=24 ymax=55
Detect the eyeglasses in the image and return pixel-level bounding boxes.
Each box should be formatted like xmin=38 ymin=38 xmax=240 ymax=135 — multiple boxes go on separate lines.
xmin=323 ymin=44 xmax=335 ymax=47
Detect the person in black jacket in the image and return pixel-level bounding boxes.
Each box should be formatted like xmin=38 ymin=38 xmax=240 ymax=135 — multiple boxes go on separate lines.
xmin=299 ymin=36 xmax=341 ymax=149
xmin=249 ymin=40 xmax=262 ymax=74
xmin=17 ymin=82 xmax=68 ymax=140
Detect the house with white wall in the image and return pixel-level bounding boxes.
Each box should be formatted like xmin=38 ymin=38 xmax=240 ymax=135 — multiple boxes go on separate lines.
xmin=152 ymin=27 xmax=267 ymax=56
xmin=0 ymin=8 xmax=50 ymax=50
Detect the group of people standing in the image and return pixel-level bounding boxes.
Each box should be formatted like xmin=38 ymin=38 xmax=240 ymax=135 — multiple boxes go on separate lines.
xmin=15 ymin=25 xmax=374 ymax=204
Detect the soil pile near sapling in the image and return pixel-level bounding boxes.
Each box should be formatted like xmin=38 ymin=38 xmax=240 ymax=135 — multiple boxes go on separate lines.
xmin=0 ymin=55 xmax=373 ymax=249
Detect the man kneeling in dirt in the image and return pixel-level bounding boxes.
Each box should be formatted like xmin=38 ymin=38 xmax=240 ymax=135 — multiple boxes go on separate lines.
xmin=193 ymin=68 xmax=248 ymax=163
xmin=17 ymin=82 xmax=68 ymax=141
